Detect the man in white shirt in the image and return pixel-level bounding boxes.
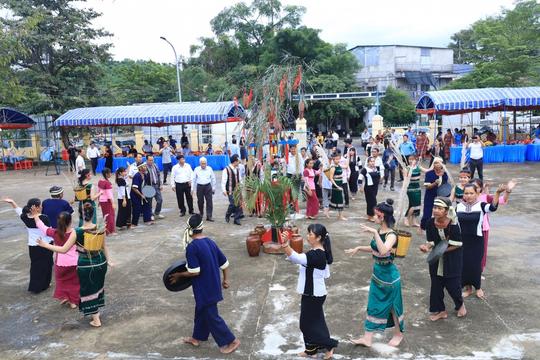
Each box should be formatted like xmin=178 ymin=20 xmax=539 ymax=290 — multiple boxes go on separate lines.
xmin=171 ymin=154 xmax=194 ymax=216
xmin=390 ymin=129 xmax=400 ymax=144
xmin=159 ymin=141 xmax=173 ymax=184
xmin=128 ymin=153 xmax=144 ymax=180
xmin=228 ymin=139 xmax=240 ymax=157
xmin=75 ymin=148 xmax=86 ymax=176
xmin=365 ymin=147 xmax=384 ymax=176
xmin=284 ymin=145 xmax=304 ymax=213
xmin=86 ymin=142 xmax=101 ymax=175
xmin=338 ymin=150 xmax=350 ymax=207
xmin=361 ymin=128 xmax=371 ymax=154
xmin=221 ymin=154 xmax=242 ymax=225
xmin=192 ymin=157 xmax=216 ymax=221
xmin=331 ymin=130 xmax=339 ymax=148
xmin=466 ymin=135 xmax=484 ymax=180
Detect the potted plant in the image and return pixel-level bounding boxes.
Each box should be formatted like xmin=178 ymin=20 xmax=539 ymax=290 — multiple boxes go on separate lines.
xmin=236 ymin=166 xmax=298 ymax=243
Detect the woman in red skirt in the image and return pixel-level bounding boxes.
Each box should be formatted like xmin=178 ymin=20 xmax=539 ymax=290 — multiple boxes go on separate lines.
xmin=34 ymin=211 xmax=80 ymax=308
xmin=98 ymin=168 xmax=117 ymax=235
xmin=303 ymin=159 xmax=321 ymax=219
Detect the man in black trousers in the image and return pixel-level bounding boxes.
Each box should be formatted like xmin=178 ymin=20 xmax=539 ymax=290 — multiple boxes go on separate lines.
xmin=221 ymin=155 xmax=242 ymax=225
xmin=192 ymin=157 xmax=216 ymax=221
xmin=171 ymin=154 xmax=194 ymax=216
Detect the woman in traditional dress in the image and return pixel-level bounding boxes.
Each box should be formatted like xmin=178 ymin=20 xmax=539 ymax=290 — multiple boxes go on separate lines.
xmin=419 ymin=197 xmax=466 ymax=321
xmin=469 ymin=178 xmax=515 ymax=273
xmin=443 ymin=129 xmax=453 ymax=161
xmin=449 ymin=169 xmax=471 ymax=204
xmin=3 ymin=198 xmax=54 ymax=293
xmin=98 ymin=168 xmax=116 ymax=235
xmin=282 ymin=224 xmax=338 ymax=359
xmin=76 ymin=169 xmax=101 ymax=226
xmin=104 ymin=145 xmax=114 ymax=172
xmin=328 ymin=152 xmax=346 ymax=220
xmin=457 ymin=183 xmax=505 ymax=299
xmin=303 ymin=159 xmax=321 ymax=219
xmin=38 ymin=203 xmax=113 ymax=327
xmin=360 ymin=157 xmax=381 ymax=222
xmin=404 ymin=155 xmax=430 ymax=228
xmin=420 ymin=158 xmax=448 ymax=231
xmin=115 ymin=167 xmax=131 ymax=230
xmin=346 ymin=199 xmax=404 ymax=348
xmin=33 ymin=210 xmax=80 ymax=308
xmin=348 ymin=147 xmax=361 ymax=199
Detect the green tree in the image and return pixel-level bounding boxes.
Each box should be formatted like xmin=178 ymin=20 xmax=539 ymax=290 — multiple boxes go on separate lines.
xmin=447 ymin=0 xmax=540 ymax=88
xmin=0 ymin=0 xmax=111 ymax=116
xmin=98 ymin=60 xmax=178 ymax=106
xmin=380 ymin=87 xmax=417 ymax=126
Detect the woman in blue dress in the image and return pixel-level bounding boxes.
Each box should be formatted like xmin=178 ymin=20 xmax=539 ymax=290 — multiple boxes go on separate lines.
xmin=420 ymin=158 xmax=449 ymax=231
xmin=345 ymin=199 xmax=404 ymax=348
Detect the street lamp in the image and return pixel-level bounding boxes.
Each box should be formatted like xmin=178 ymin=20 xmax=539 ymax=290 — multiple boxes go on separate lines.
xmin=160 ymin=36 xmax=182 ymax=103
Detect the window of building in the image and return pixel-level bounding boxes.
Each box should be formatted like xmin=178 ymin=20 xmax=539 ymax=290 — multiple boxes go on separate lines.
xmin=421 ymin=48 xmax=431 ymax=57
xmin=201 ymin=124 xmax=212 ymax=144
xmin=421 ymin=84 xmax=431 ymax=91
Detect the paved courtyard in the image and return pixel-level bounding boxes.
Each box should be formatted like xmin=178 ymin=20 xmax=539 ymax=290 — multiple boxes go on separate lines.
xmin=1 ymin=159 xmax=539 ymax=359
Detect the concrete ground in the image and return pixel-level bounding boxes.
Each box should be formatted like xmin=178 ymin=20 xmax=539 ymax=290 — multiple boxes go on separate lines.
xmin=1 ymin=152 xmax=539 ymax=360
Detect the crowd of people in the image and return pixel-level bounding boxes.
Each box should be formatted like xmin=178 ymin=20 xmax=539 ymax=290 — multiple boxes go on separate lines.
xmin=2 ymin=127 xmax=519 ymax=358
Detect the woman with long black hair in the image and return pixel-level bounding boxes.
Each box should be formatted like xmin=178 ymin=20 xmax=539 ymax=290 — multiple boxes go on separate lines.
xmin=3 ymin=198 xmax=54 ymax=293
xmin=346 ymin=199 xmax=404 ymax=348
xmin=38 ymin=203 xmax=113 ymax=327
xmin=282 ymin=224 xmax=338 ymax=359
xmin=115 ymin=167 xmax=131 ymax=230
xmin=76 ymin=169 xmax=101 ymax=226
xmin=360 ymin=157 xmax=381 ymax=222
xmin=348 ymin=147 xmax=361 ymax=199
xmin=33 ymin=211 xmax=80 ymax=308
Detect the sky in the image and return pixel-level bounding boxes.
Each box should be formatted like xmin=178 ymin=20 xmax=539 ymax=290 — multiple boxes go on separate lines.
xmin=84 ymin=0 xmax=517 ymax=64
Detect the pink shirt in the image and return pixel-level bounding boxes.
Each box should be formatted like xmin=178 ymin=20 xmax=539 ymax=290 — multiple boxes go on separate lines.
xmin=303 ymin=168 xmax=320 ymax=190
xmin=98 ymin=179 xmax=114 ymax=203
xmin=36 ymin=219 xmax=78 ymax=267
xmin=479 ymin=193 xmax=506 ymax=231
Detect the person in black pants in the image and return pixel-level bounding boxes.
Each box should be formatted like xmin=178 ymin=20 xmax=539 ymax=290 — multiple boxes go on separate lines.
xmin=221 ymin=155 xmax=242 ymax=225
xmin=467 ymin=136 xmax=484 ymax=180
xmin=171 ymin=155 xmax=194 ymax=216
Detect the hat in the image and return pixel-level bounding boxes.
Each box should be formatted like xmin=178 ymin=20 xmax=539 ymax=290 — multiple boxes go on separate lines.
xmin=49 ymin=186 xmax=64 ymax=196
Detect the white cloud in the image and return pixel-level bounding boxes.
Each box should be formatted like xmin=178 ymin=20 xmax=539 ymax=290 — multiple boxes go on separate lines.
xmin=83 ymin=0 xmax=516 ymax=63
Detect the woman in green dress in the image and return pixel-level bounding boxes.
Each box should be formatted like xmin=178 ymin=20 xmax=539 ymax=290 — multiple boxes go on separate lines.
xmin=76 ymin=169 xmax=101 ymax=226
xmin=38 ymin=203 xmax=113 ymax=327
xmin=328 ymin=152 xmax=346 ymax=221
xmin=345 ymin=199 xmax=404 ymax=348
xmin=405 ymin=155 xmax=429 ymax=228
xmin=449 ymin=169 xmax=471 ymax=204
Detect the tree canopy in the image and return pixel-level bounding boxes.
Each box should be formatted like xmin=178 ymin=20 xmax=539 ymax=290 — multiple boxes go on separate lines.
xmin=379 ymin=87 xmax=417 ymax=126
xmin=0 ymin=0 xmax=111 ymax=116
xmin=447 ymin=0 xmax=540 ymax=89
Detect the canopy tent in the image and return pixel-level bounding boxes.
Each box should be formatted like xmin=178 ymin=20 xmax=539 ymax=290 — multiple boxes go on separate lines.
xmin=0 ymin=108 xmax=36 ymax=129
xmin=54 ymin=101 xmax=245 ymax=127
xmin=415 ymin=87 xmax=540 ymax=115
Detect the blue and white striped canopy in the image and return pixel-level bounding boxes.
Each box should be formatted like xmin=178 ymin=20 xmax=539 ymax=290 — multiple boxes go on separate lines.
xmin=416 ymin=87 xmax=540 ymax=114
xmin=54 ymin=101 xmax=245 ymax=127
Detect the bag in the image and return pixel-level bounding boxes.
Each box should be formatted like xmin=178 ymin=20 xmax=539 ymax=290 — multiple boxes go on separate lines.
xmin=83 ymin=229 xmax=105 ymax=251
xmin=74 ymin=186 xmax=89 ymax=201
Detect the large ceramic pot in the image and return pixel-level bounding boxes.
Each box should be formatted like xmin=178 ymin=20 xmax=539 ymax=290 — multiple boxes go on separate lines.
xmin=246 ymin=231 xmax=261 ymax=257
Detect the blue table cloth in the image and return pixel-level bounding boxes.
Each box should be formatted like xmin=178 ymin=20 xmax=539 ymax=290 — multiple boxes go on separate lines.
xmin=96 ymin=155 xmax=230 ymax=173
xmin=526 ymin=144 xmax=540 ymax=161
xmin=503 ymin=145 xmax=526 ymax=163
xmin=449 ymin=145 xmax=527 ymax=164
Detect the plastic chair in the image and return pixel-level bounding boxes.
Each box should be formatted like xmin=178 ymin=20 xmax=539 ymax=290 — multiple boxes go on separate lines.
xmin=0 ymin=162 xmax=6 ymax=171
xmin=23 ymin=160 xmax=33 ymax=169
xmin=14 ymin=161 xmax=23 ymax=170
